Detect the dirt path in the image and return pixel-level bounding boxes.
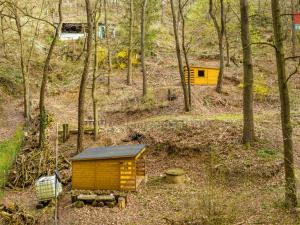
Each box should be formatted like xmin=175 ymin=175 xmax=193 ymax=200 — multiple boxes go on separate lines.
xmin=0 ymin=97 xmax=23 ymax=141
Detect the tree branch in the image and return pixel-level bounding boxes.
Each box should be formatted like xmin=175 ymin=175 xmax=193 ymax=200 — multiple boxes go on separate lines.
xmin=285 ymin=65 xmax=298 ymax=84
xmin=251 ymin=42 xmax=277 ymax=50
xmin=285 ymin=56 xmax=300 ymax=62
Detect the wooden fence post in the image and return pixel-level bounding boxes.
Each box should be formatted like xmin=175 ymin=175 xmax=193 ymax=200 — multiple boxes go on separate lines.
xmin=62 ymin=124 xmax=69 ymax=143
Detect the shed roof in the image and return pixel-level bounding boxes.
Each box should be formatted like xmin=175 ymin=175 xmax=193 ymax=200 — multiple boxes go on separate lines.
xmin=71 ymin=144 xmax=146 ymax=161
xmin=186 ymin=65 xmax=220 ymax=70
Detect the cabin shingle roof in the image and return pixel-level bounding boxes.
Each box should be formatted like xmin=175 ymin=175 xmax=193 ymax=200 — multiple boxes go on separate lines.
xmin=71 ymin=144 xmax=146 ymax=161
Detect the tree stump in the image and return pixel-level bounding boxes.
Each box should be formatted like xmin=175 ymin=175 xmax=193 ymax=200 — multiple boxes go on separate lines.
xmin=106 ymin=201 xmax=116 ymax=208
xmin=167 ymin=89 xmax=177 ymax=101
xmin=166 ymin=168 xmax=186 ymax=184
xmin=117 ymin=197 xmax=126 ymax=209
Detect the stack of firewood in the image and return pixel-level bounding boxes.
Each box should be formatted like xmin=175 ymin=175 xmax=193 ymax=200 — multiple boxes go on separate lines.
xmin=8 ymin=115 xmax=71 ymax=188
xmin=0 ymin=203 xmax=36 ymax=225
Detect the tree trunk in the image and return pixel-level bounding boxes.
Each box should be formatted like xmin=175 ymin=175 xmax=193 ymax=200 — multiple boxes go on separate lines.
xmin=39 ymin=0 xmax=63 ymax=148
xmin=240 ymin=0 xmax=255 ymax=145
xmin=179 ymin=0 xmax=192 ymax=109
xmin=141 ymin=0 xmax=148 ymax=97
xmin=77 ymin=0 xmax=93 ymax=152
xmin=0 ymin=15 xmax=8 ymax=58
xmin=216 ymin=0 xmax=225 ymax=93
xmin=92 ymin=2 xmax=101 ymax=141
xmin=104 ymin=0 xmax=112 ymax=95
xmin=127 ymin=0 xmax=133 ymax=85
xmin=15 ymin=9 xmax=30 ymax=126
xmin=271 ymin=0 xmax=297 ymax=210
xmin=291 ymin=0 xmax=296 ymax=57
xmin=209 ymin=0 xmax=225 ymax=93
xmin=170 ymin=0 xmax=190 ymax=112
xmin=161 ymin=0 xmax=165 ymax=24
xmin=225 ymin=23 xmax=230 ymax=67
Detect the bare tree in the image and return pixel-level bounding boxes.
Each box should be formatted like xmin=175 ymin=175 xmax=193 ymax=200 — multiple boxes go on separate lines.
xmin=127 ymin=0 xmax=133 ymax=85
xmin=1 ymin=1 xmax=50 ymax=127
xmin=141 ymin=0 xmax=148 ymax=96
xmin=104 ymin=0 xmax=112 ymax=95
xmin=0 ymin=12 xmax=8 ymax=58
xmin=92 ymin=0 xmax=102 ymax=141
xmin=240 ymin=0 xmax=254 ymax=145
xmin=291 ymin=0 xmax=297 ymax=57
xmin=77 ymin=0 xmax=93 ymax=152
xmin=179 ymin=0 xmax=192 ymax=109
xmin=39 ymin=0 xmax=63 ymax=148
xmin=170 ymin=0 xmax=190 ymax=112
xmin=271 ymin=0 xmax=297 ymax=209
xmin=13 ymin=3 xmax=30 ymax=125
xmin=209 ymin=0 xmax=225 ymax=93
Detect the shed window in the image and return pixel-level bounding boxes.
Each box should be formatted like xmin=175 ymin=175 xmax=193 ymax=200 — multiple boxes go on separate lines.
xmin=198 ymin=70 xmax=205 ymax=77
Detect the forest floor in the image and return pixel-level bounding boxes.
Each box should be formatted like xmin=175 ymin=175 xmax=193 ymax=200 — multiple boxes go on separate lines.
xmin=1 ymin=53 xmax=300 ymax=225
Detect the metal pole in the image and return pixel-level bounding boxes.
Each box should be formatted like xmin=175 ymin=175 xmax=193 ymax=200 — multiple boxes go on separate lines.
xmin=54 ymin=123 xmax=58 ymax=225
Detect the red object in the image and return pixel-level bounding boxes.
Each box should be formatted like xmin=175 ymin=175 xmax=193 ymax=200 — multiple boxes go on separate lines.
xmin=294 ymin=13 xmax=300 ymax=24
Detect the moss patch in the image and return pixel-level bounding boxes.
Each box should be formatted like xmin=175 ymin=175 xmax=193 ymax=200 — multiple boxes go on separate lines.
xmin=0 ymin=126 xmax=23 ymax=194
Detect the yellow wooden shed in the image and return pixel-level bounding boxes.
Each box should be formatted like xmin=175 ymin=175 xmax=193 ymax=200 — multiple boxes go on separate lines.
xmin=71 ymin=144 xmax=146 ymax=191
xmin=184 ymin=66 xmax=220 ymax=85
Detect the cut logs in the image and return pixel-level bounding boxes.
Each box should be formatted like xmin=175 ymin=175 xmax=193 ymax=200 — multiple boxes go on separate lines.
xmin=0 ymin=203 xmax=36 ymax=225
xmin=72 ymin=193 xmax=126 ymax=208
xmin=166 ymin=168 xmax=186 ymax=184
xmin=8 ymin=115 xmax=71 ymax=188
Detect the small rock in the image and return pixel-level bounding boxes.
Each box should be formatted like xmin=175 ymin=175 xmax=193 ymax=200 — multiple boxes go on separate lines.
xmin=98 ymin=201 xmax=105 ymax=207
xmin=106 ymin=201 xmax=116 ymax=208
xmin=36 ymin=203 xmax=44 ymax=209
xmin=92 ymin=200 xmax=98 ymax=207
xmin=74 ymin=201 xmax=84 ymax=208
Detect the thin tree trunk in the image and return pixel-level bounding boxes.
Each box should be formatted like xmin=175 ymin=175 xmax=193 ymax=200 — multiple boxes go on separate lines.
xmin=141 ymin=0 xmax=148 ymax=97
xmin=27 ymin=0 xmax=45 ymax=74
xmin=179 ymin=0 xmax=192 ymax=109
xmin=291 ymin=0 xmax=296 ymax=57
xmin=161 ymin=0 xmax=165 ymax=24
xmin=104 ymin=0 xmax=112 ymax=95
xmin=39 ymin=0 xmax=63 ymax=148
xmin=92 ymin=2 xmax=101 ymax=141
xmin=0 ymin=15 xmax=8 ymax=58
xmin=271 ymin=0 xmax=297 ymax=210
xmin=170 ymin=0 xmax=190 ymax=112
xmin=240 ymin=0 xmax=255 ymax=145
xmin=77 ymin=0 xmax=93 ymax=152
xmin=225 ymin=22 xmax=230 ymax=67
xmin=209 ymin=0 xmax=225 ymax=93
xmin=15 ymin=9 xmax=30 ymax=125
xmin=127 ymin=0 xmax=133 ymax=85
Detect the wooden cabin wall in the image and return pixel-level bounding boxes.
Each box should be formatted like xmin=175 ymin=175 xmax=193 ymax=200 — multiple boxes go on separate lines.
xmin=72 ymin=158 xmax=138 ymax=191
xmin=72 ymin=159 xmax=120 ymax=190
xmin=136 ymin=158 xmax=146 ymax=177
xmin=120 ymin=158 xmax=137 ymax=191
xmin=184 ymin=67 xmax=219 ymax=85
xmin=207 ymin=69 xmax=219 ymax=85
xmin=72 ymin=160 xmax=96 ymax=190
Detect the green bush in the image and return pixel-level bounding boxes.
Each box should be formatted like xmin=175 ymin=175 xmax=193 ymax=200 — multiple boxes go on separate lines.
xmin=257 ymin=148 xmax=277 ymax=159
xmin=0 ymin=126 xmax=23 ymax=191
